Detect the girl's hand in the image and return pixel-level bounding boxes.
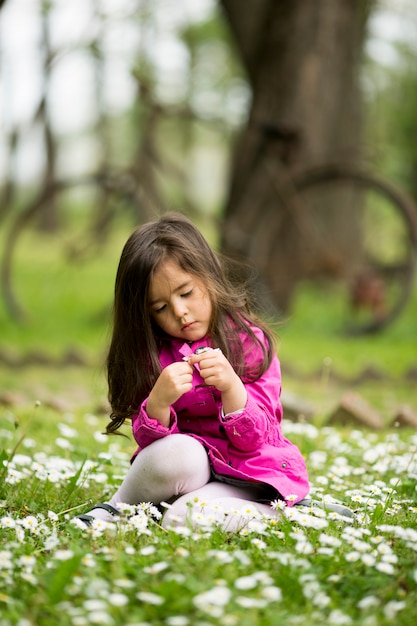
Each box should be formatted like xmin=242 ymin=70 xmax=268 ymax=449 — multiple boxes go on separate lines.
xmin=147 ymin=361 xmax=193 ymax=426
xmin=189 ymin=350 xmax=247 ymax=415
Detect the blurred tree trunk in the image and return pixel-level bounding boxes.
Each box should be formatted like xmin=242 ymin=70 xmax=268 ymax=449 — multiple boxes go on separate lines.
xmin=219 ymin=0 xmax=373 ymax=312
xmin=37 ymin=0 xmax=59 ymax=232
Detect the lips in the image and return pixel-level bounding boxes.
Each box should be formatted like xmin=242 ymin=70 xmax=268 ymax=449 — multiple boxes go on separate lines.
xmin=181 ymin=322 xmax=196 ymax=331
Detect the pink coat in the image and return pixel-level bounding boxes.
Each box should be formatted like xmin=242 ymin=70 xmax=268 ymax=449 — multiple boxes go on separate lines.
xmin=131 ymin=326 xmax=310 ymax=505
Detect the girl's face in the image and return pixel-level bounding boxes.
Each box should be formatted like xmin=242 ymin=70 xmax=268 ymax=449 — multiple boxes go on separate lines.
xmin=149 ymin=259 xmax=213 ymax=342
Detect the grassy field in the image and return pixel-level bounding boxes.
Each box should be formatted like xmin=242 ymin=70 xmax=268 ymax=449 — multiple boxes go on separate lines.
xmin=1 ymin=225 xmax=416 ymax=625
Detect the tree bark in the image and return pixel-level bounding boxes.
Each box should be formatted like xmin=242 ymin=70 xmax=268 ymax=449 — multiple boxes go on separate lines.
xmin=219 ymin=0 xmax=373 ymax=312
xmin=37 ymin=2 xmax=59 ymax=232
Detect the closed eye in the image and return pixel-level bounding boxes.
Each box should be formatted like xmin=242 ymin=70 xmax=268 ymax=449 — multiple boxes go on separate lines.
xmin=151 ymin=285 xmax=193 ymax=314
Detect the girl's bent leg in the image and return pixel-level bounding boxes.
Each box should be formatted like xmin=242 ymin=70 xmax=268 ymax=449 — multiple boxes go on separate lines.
xmin=79 ymin=435 xmax=211 ymax=522
xmin=162 ymin=481 xmax=277 ymax=533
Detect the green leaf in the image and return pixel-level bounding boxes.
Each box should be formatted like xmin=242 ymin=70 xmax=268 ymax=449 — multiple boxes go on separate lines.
xmin=45 ymin=554 xmax=83 ymax=604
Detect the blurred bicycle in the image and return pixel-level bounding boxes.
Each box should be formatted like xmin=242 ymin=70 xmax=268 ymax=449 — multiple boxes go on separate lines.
xmin=223 ymin=123 xmax=417 ymax=335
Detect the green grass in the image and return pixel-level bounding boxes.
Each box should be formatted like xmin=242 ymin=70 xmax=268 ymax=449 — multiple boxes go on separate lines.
xmin=1 ymin=406 xmax=416 ymax=626
xmin=0 ymin=228 xmax=123 ymax=360
xmin=0 ymin=225 xmax=416 ymax=625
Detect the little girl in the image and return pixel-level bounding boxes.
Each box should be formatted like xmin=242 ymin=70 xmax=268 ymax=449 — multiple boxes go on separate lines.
xmin=76 ymin=213 xmax=341 ymax=530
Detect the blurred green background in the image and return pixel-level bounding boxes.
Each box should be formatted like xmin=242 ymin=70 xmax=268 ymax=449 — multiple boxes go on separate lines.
xmin=0 ymin=0 xmax=416 ymax=428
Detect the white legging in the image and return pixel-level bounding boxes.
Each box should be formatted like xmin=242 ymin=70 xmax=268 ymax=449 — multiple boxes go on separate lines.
xmin=86 ymin=434 xmax=276 ymax=531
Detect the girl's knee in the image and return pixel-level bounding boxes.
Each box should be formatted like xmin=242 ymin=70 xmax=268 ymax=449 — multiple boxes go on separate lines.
xmin=141 ymin=434 xmax=210 ymax=488
xmin=158 ymin=433 xmax=206 ymax=458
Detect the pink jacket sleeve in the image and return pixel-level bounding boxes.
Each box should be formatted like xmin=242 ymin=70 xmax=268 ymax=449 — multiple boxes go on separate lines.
xmin=219 ymin=353 xmax=283 ymax=451
xmin=132 ymin=400 xmax=180 ymax=449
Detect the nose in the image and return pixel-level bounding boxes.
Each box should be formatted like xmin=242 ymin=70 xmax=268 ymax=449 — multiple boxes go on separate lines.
xmin=172 ymin=297 xmax=188 ymax=320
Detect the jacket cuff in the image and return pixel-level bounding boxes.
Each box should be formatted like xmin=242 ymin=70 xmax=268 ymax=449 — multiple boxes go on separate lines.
xmin=142 ymin=400 xmax=177 ymax=431
xmin=221 ymin=407 xmax=245 ymax=420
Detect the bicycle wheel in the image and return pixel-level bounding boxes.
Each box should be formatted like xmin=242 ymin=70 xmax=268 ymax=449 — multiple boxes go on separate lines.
xmin=1 ymin=171 xmax=149 ymax=322
xmin=251 ymin=164 xmax=417 ymax=334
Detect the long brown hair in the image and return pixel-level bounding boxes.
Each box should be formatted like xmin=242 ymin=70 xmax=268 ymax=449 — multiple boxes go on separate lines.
xmin=106 ymin=213 xmax=275 ymax=434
